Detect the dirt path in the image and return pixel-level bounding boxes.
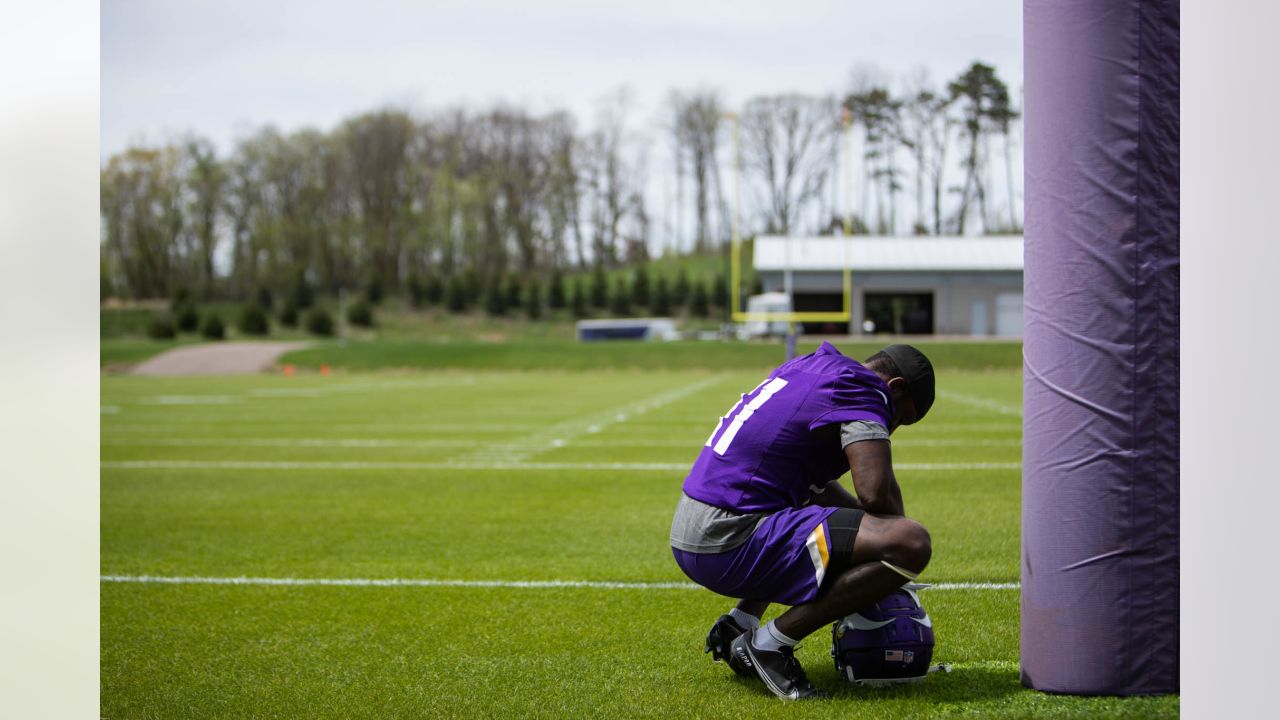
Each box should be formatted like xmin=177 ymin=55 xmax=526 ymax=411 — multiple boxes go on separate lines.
xmin=131 ymin=342 xmax=310 ymax=376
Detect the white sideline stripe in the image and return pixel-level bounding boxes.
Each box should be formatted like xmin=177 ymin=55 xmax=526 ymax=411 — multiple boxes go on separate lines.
xmin=456 ymin=376 xmax=723 ymax=464
xmin=937 ymin=390 xmax=1023 ymax=418
xmin=102 ymin=436 xmax=1021 ymax=449
xmin=142 ymin=395 xmax=243 ymax=405
xmin=897 ymin=462 xmax=1020 ymax=470
xmin=101 ymin=460 xmax=1021 ymax=472
xmin=103 ymin=438 xmax=482 ymax=449
xmin=104 ymin=423 xmax=539 ymax=433
xmin=100 ymin=436 xmax=1020 ymax=449
xmin=100 ymin=575 xmax=1019 ymax=591
xmin=102 ymin=460 xmax=689 ymax=471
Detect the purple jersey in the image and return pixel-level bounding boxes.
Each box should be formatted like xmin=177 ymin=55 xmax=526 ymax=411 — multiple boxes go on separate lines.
xmin=682 ymin=341 xmax=893 ymax=513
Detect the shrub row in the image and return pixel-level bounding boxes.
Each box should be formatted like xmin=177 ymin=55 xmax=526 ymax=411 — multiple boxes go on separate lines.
xmin=146 ymin=303 xmax=347 ymax=340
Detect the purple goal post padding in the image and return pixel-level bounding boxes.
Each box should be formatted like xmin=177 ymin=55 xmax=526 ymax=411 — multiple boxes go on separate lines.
xmin=1021 ymin=0 xmax=1179 ymax=695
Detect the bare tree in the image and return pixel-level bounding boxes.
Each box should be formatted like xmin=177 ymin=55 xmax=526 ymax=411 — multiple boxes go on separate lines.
xmin=739 ymin=93 xmax=839 ymax=235
xmin=102 ymin=62 xmax=1024 ymax=305
xmin=898 ymin=69 xmax=953 ymax=235
xmin=541 ymin=111 xmax=580 ymax=270
xmin=223 ymin=132 xmax=268 ymax=297
xmin=582 ymin=89 xmax=648 ymax=267
xmin=341 ymin=109 xmax=414 ymax=288
xmin=670 ymin=90 xmax=724 ymax=252
xmin=180 ymin=137 xmax=226 ymax=298
xmin=101 ymin=145 xmax=185 ymax=298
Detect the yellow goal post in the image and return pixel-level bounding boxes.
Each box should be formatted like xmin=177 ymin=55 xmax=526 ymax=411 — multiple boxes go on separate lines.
xmin=726 ymin=108 xmax=855 ymax=324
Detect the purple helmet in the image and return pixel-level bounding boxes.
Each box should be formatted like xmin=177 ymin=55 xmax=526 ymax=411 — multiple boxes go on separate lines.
xmin=831 ymin=586 xmax=934 ymax=685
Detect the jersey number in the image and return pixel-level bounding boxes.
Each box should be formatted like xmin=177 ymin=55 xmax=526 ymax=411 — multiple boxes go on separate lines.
xmin=705 ymin=377 xmax=789 ymax=456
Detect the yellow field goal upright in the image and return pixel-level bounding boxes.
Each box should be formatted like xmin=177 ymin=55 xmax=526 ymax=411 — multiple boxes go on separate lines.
xmin=727 ymin=106 xmax=855 ymax=325
xmin=729 ymin=235 xmax=853 ymax=324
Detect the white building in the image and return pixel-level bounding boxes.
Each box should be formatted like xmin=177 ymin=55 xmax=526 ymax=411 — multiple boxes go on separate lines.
xmin=753 ymin=235 xmax=1024 ymax=337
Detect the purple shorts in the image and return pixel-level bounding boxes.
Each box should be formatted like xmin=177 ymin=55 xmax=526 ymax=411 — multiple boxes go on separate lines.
xmin=672 ymin=506 xmax=863 ymax=606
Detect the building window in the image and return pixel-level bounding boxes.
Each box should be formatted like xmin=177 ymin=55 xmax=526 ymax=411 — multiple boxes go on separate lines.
xmin=863 ymin=292 xmax=934 ymax=335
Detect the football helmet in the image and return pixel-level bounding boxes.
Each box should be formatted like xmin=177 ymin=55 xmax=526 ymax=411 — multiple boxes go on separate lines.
xmin=831 ymin=585 xmax=935 ymax=686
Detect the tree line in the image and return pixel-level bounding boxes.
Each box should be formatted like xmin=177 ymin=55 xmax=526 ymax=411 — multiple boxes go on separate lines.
xmin=101 ymin=61 xmax=1017 ymax=304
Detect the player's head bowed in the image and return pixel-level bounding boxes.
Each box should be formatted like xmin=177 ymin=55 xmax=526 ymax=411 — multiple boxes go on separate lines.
xmin=864 ymin=345 xmax=935 ymax=426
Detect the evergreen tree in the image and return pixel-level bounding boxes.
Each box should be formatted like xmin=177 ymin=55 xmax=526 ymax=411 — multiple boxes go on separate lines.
xmin=347 ymin=299 xmax=375 ymax=327
xmin=407 ymin=271 xmax=427 ymax=304
xmin=445 ymin=275 xmax=468 ymax=312
xmin=255 ymin=285 xmax=274 ymax=311
xmin=484 ymin=280 xmax=507 ymax=316
xmin=175 ymin=302 xmax=200 ymax=333
xmin=504 ymin=274 xmax=522 ymax=309
xmin=711 ymin=272 xmax=728 ymax=310
xmin=200 ymin=313 xmax=226 ymax=340
xmin=238 ymin=302 xmax=271 ymax=335
xmin=652 ymin=276 xmax=672 ymax=316
xmin=524 ymin=280 xmax=543 ymax=319
xmin=305 ymin=307 xmax=334 ymax=336
xmin=424 ymin=275 xmax=444 ymax=306
xmin=278 ymin=300 xmax=300 ymax=327
xmin=169 ymin=287 xmax=193 ymax=312
xmin=364 ymin=275 xmax=384 ymax=305
xmin=570 ymin=279 xmax=588 ymax=318
xmin=631 ymin=264 xmax=651 ymax=308
xmin=547 ymin=270 xmax=566 ymax=309
xmin=610 ymin=278 xmax=632 ymax=317
xmin=460 ymin=269 xmax=481 ymax=307
xmin=690 ymin=279 xmax=710 ymax=317
xmin=290 ymin=268 xmax=314 ymax=309
xmin=590 ymin=265 xmax=608 ymax=309
xmin=673 ymin=268 xmax=691 ymax=307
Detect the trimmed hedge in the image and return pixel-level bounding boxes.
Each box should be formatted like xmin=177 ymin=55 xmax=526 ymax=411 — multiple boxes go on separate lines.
xmin=305 ymin=307 xmax=334 ymax=336
xmin=201 ymin=313 xmax=226 ymax=340
xmin=238 ymin=303 xmax=270 ymax=336
xmin=146 ymin=314 xmax=177 ymax=340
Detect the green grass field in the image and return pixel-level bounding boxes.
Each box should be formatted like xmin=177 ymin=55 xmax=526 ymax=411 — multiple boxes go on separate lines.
xmin=100 ymin=363 xmax=1178 ymax=718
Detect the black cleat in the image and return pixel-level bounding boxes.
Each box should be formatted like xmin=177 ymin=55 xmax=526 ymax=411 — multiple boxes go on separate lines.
xmin=729 ymin=629 xmax=829 ymax=700
xmin=705 ymin=615 xmax=753 ymax=677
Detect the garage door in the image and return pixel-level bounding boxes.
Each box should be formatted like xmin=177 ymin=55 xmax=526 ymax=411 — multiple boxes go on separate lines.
xmin=996 ymin=292 xmax=1023 ymax=337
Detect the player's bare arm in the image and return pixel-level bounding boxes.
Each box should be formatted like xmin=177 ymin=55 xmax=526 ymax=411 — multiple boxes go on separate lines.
xmin=843 ymin=440 xmax=905 ymax=516
xmin=809 ymin=479 xmax=864 ymax=511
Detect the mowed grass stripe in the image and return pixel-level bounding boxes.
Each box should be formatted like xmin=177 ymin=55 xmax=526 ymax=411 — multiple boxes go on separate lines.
xmin=101 ymin=459 xmax=1022 ymax=471
xmin=100 ymin=464 xmax=1019 ymax=582
xmin=100 ymin=574 xmax=1021 ymax=591
xmin=101 ymin=369 xmax=1176 ymax=718
xmin=102 ymin=436 xmax=1022 ymax=448
xmin=101 ymin=580 xmax=1175 ymax=718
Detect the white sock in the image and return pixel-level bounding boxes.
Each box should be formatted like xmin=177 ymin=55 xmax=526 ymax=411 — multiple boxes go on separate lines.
xmin=751 ymin=620 xmax=799 ymax=653
xmin=728 ymin=608 xmax=761 ymax=629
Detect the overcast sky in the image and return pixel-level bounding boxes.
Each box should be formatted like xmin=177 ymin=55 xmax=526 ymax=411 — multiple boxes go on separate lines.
xmin=102 ymin=0 xmax=1022 ymax=156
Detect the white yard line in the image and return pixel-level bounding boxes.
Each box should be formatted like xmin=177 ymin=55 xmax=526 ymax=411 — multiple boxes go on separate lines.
xmin=892 ymin=439 xmax=1021 ymax=448
xmin=103 ymin=437 xmax=482 ymax=449
xmin=103 ymin=436 xmax=1019 ymax=450
xmin=896 ymin=462 xmax=1020 ymax=470
xmin=905 ymin=424 xmax=1021 ymax=434
xmin=136 ymin=377 xmax=482 ymax=406
xmin=141 ymin=395 xmax=243 ymax=405
xmin=936 ymin=390 xmax=1023 ymax=418
xmin=453 ymin=376 xmax=723 ymax=464
xmin=100 ymin=574 xmax=1019 ymax=591
xmin=101 ymin=460 xmax=1021 ymax=472
xmin=101 ymin=460 xmax=692 ymax=471
xmin=103 ymin=422 xmax=540 ymax=433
